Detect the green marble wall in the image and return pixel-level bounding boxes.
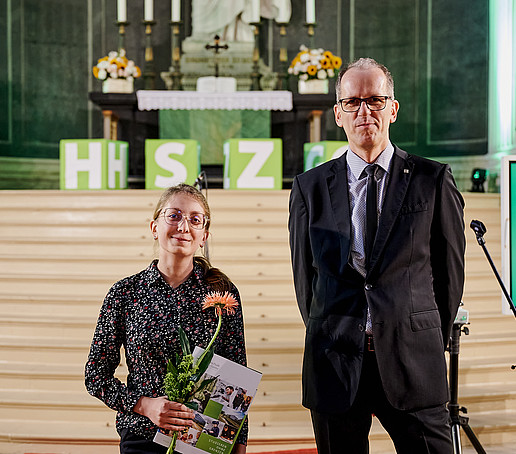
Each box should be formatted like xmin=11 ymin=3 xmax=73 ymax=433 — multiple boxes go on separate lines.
xmin=306 ymin=0 xmax=488 ymax=157
xmin=1 ymin=0 xmax=89 ymax=160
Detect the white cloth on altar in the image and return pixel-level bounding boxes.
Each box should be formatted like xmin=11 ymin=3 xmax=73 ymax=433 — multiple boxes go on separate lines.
xmin=136 ymin=90 xmax=293 ymax=111
xmin=196 ymin=77 xmax=237 ymax=93
xmin=191 ymin=0 xmax=291 ymax=42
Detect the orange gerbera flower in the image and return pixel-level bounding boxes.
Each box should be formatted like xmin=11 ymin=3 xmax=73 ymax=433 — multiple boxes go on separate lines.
xmin=202 ymin=291 xmax=239 ymax=316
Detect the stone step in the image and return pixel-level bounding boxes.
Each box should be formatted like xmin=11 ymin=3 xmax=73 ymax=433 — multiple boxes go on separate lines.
xmin=0 ymin=238 xmax=292 ymax=259
xmin=0 ymin=417 xmax=399 ymax=453
xmin=0 ymin=189 xmax=291 ymax=210
xmin=3 ymin=312 xmax=515 ymax=355
xmin=0 ymin=255 xmax=293 ymax=280
xmin=0 ymin=360 xmax=302 ymax=394
xmin=461 ymin=409 xmax=516 ymax=447
xmin=457 ymin=382 xmax=516 ymax=413
xmin=0 ymin=336 xmax=304 ymax=371
xmin=458 ymin=331 xmax=516 ymax=356
xmin=0 ymin=223 xmax=288 ymax=242
xmin=0 ymin=274 xmax=297 ymax=301
xmin=458 ymin=355 xmax=516 ymax=386
xmin=0 ymin=296 xmax=304 ymax=329
xmin=2 ymin=379 xmax=515 ymax=425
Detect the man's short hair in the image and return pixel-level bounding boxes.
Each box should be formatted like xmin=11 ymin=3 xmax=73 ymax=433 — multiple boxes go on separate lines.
xmin=335 ymin=57 xmax=395 ymax=101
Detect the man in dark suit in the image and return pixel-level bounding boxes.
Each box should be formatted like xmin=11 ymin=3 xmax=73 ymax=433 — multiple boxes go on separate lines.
xmin=288 ymin=58 xmax=465 ymax=453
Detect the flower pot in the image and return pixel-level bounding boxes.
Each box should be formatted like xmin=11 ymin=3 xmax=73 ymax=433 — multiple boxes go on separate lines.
xmin=298 ymin=79 xmax=329 ymax=94
xmin=102 ymin=78 xmax=134 ymax=93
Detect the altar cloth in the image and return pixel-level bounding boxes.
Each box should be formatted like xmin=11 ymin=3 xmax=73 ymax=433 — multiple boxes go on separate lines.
xmin=136 ymin=90 xmax=293 ymax=111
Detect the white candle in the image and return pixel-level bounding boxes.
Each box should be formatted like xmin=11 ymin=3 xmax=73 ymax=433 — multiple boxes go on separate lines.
xmin=250 ymin=0 xmax=260 ymax=23
xmin=117 ymin=0 xmax=127 ymax=22
xmin=171 ymin=0 xmax=181 ymax=21
xmin=306 ymin=0 xmax=315 ymax=24
xmin=276 ymin=0 xmax=291 ymax=23
xmin=144 ymin=0 xmax=153 ymax=21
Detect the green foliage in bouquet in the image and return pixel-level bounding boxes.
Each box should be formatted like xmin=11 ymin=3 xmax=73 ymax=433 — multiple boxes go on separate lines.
xmin=164 ymin=326 xmax=217 ymax=410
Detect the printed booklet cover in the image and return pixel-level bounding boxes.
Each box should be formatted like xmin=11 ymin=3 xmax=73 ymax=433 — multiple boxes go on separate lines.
xmin=153 ymin=346 xmax=262 ymax=454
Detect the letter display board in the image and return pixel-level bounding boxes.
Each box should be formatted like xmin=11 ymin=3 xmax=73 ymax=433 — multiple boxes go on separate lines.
xmin=303 ymin=141 xmax=348 ymax=171
xmin=501 ymin=155 xmax=516 ymax=315
xmin=223 ymin=139 xmax=282 ymax=190
xmin=145 ymin=139 xmax=200 ymax=189
xmin=59 ymin=139 xmax=128 ymax=190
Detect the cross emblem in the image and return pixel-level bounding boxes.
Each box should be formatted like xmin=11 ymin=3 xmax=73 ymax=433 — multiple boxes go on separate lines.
xmin=205 ymin=35 xmax=229 ymax=77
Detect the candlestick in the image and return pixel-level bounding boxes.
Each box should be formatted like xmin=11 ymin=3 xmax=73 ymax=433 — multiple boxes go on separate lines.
xmin=304 ymin=22 xmax=316 ymax=48
xmin=144 ymin=0 xmax=154 ymax=22
xmin=116 ymin=21 xmax=129 ymax=55
xmin=143 ymin=21 xmax=156 ymax=89
xmin=250 ymin=22 xmax=262 ymax=91
xmin=117 ymin=0 xmax=127 ymax=23
xmin=171 ymin=0 xmax=181 ymax=22
xmin=275 ymin=23 xmax=289 ymax=90
xmin=170 ymin=21 xmax=183 ymax=89
xmin=250 ymin=0 xmax=260 ymax=23
xmin=306 ymin=0 xmax=315 ymax=24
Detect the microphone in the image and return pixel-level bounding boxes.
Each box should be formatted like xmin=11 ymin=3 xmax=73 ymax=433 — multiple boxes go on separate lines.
xmin=470 ymin=220 xmax=486 ymax=245
xmin=194 ymin=171 xmax=207 ymax=190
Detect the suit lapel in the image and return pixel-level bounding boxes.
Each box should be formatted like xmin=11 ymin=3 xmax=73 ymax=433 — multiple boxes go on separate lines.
xmin=368 ymin=147 xmax=413 ymax=273
xmin=327 ymin=153 xmax=352 ymax=263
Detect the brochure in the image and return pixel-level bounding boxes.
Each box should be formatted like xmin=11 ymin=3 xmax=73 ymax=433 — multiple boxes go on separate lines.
xmin=153 ymin=346 xmax=262 ymax=454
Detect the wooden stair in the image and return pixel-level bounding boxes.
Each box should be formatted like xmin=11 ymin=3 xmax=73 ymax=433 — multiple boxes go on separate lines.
xmin=0 ymin=190 xmax=514 ymax=453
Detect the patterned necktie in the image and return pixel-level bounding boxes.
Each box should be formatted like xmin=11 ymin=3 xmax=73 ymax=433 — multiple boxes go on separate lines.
xmin=364 ymin=164 xmax=379 ymax=270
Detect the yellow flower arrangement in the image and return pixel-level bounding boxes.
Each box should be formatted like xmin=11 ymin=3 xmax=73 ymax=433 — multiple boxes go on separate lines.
xmin=288 ymin=45 xmax=342 ymax=81
xmin=92 ymin=50 xmax=141 ymax=81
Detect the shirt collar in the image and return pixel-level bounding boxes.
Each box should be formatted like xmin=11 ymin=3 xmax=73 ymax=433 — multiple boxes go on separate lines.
xmin=145 ymin=259 xmax=205 ymax=288
xmin=347 ymin=142 xmax=395 ymax=180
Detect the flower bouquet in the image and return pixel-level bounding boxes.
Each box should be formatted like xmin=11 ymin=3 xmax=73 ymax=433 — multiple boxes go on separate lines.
xmin=163 ymin=291 xmax=239 ymax=454
xmin=288 ymin=45 xmax=342 ymax=94
xmin=92 ymin=50 xmax=141 ymax=93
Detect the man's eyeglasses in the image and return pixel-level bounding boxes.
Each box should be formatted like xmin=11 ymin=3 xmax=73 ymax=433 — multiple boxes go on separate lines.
xmin=158 ymin=208 xmax=208 ymax=230
xmin=337 ymin=96 xmax=392 ymax=112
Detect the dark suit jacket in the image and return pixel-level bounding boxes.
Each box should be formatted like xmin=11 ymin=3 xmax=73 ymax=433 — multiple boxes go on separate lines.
xmin=288 ymin=145 xmax=465 ymax=414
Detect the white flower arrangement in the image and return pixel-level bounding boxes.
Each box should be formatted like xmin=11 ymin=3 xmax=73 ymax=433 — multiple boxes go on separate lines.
xmin=288 ymin=45 xmax=342 ymax=81
xmin=92 ymin=50 xmax=141 ymax=81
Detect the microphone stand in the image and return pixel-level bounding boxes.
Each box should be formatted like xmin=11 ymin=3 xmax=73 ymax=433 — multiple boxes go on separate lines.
xmin=195 ymin=171 xmax=210 ymax=261
xmin=460 ymin=220 xmax=516 ymax=451
xmin=470 ymin=220 xmax=516 ymax=318
xmin=448 ymin=310 xmax=486 ymax=454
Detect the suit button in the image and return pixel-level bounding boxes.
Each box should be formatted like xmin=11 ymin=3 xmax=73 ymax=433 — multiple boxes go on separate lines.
xmin=365 ymin=284 xmax=373 ymax=291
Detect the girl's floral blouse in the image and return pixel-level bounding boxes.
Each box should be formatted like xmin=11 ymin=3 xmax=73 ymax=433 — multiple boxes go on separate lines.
xmin=85 ymin=260 xmax=248 ymax=444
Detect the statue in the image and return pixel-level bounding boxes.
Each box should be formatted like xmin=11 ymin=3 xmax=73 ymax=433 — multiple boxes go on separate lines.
xmin=191 ymin=0 xmax=291 ymax=42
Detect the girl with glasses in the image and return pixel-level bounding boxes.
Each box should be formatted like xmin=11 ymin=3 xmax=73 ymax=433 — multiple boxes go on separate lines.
xmin=85 ymin=184 xmax=247 ymax=454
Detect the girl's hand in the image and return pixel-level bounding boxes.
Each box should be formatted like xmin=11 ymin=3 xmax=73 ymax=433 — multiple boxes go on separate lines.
xmin=134 ymin=396 xmax=195 ymax=432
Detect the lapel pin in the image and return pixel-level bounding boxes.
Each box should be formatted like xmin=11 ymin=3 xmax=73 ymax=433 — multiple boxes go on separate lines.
xmin=404 ymin=169 xmax=410 ymax=174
